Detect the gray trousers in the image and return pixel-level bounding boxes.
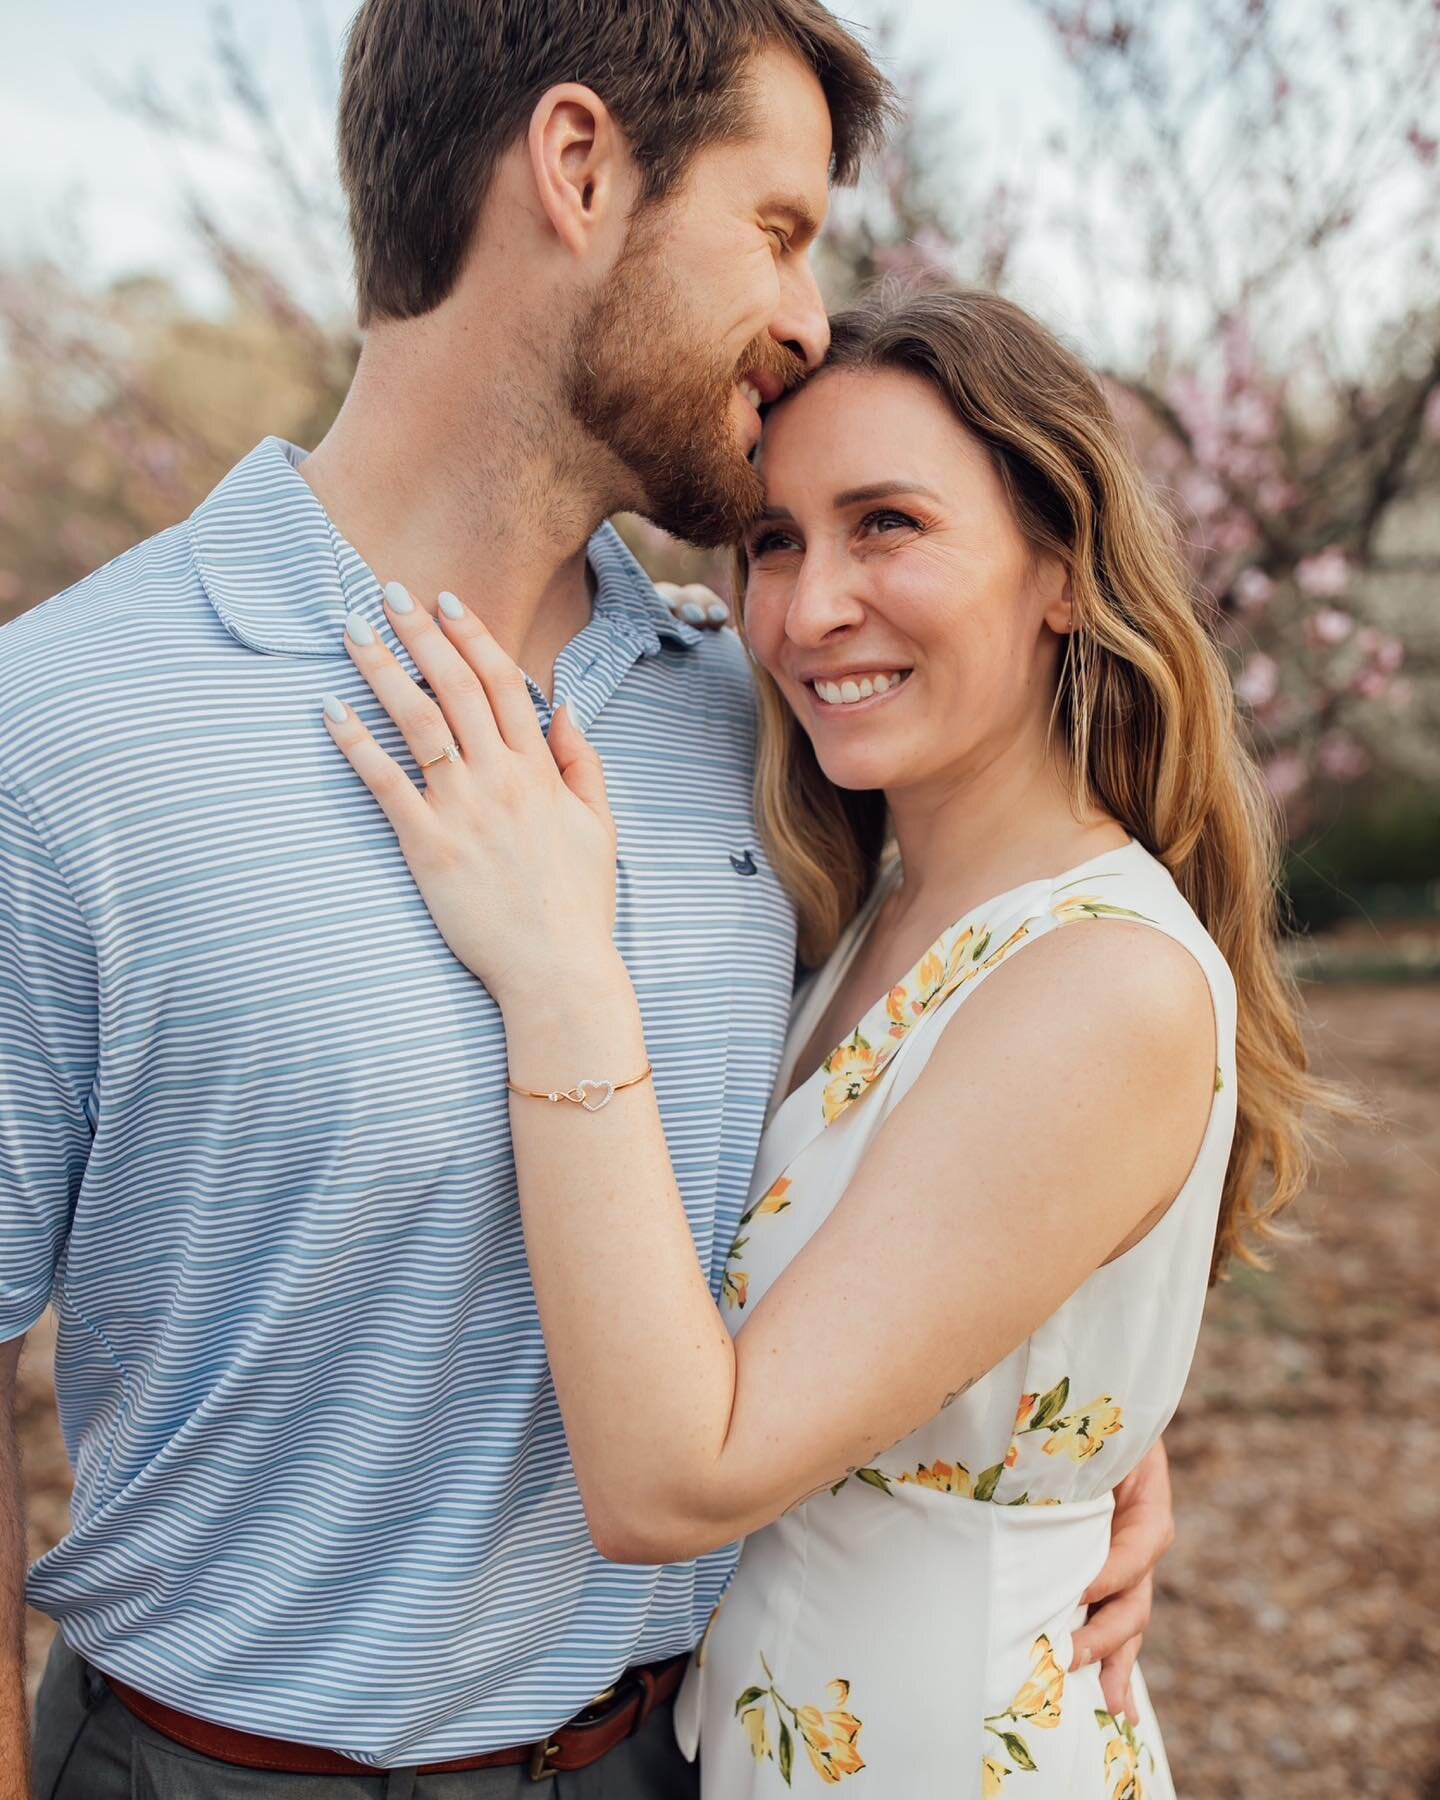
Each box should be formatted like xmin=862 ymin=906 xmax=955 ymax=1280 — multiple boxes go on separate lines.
xmin=31 ymin=1635 xmax=701 ymax=1800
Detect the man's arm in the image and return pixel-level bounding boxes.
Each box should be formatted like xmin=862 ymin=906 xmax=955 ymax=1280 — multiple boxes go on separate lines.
xmin=1 ymin=1334 xmax=28 ymax=1800
xmin=1071 ymin=1438 xmax=1176 ymax=1719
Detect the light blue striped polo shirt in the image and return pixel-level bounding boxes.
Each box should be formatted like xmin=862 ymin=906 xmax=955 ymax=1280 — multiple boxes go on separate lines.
xmin=0 ymin=438 xmax=797 ymax=1765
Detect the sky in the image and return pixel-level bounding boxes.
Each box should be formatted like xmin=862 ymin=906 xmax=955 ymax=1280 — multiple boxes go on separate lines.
xmin=0 ymin=0 xmax=1071 ymax=311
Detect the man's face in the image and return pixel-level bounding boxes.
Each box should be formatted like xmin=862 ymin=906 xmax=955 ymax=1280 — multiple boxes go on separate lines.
xmin=564 ymin=48 xmax=834 ymax=548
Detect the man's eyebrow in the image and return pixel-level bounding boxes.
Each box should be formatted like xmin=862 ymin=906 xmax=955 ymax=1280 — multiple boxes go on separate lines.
xmin=833 ymin=481 xmax=943 ymax=508
xmin=764 ymin=195 xmax=823 ymax=240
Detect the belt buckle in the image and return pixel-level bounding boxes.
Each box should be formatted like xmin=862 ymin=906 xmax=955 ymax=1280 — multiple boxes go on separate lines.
xmin=528 ymin=1737 xmax=561 ymax=1781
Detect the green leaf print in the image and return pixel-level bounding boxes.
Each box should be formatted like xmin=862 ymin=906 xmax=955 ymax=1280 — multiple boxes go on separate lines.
xmin=778 ymin=1719 xmax=794 ymax=1785
xmin=735 ymin=1686 xmax=766 ymax=1713
xmin=1030 ymin=1377 xmax=1071 ymax=1429
xmin=999 ymin=1731 xmax=1037 ymax=1771
xmin=973 ymin=1462 xmax=1005 ymax=1502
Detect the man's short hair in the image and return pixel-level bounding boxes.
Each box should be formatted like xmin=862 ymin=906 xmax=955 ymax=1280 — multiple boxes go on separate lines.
xmin=338 ymin=0 xmax=896 ymax=326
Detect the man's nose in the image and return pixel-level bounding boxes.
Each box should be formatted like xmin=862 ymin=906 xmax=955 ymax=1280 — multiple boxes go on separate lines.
xmin=771 ymin=257 xmax=830 ymax=376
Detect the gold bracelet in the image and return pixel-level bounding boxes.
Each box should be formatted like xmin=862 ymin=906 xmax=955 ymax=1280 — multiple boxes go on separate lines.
xmin=506 ymin=1066 xmax=652 ymax=1113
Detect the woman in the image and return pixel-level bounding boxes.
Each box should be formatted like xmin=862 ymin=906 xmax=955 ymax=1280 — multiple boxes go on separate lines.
xmin=321 ymin=288 xmax=1320 ymax=1795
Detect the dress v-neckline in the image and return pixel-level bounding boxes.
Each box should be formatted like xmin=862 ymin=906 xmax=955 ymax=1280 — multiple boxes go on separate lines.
xmin=772 ymin=839 xmax=1143 ymax=1134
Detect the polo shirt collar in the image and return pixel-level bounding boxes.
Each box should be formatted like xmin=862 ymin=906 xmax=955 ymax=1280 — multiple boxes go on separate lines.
xmin=191 ymin=437 xmax=704 ymax=667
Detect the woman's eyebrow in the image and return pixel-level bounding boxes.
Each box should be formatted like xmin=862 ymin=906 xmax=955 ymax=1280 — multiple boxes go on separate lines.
xmin=832 ymin=481 xmax=943 ymax=508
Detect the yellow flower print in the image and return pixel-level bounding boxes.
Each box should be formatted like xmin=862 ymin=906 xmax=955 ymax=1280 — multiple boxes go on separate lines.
xmin=736 ymin=1660 xmax=866 ymax=1787
xmin=885 ymin=984 xmax=910 ymax=1034
xmin=1042 ymin=1397 xmax=1125 ymax=1463
xmin=1007 ymin=1636 xmax=1065 ymax=1730
xmin=1096 ymin=1709 xmax=1155 ymax=1800
xmin=979 ymin=922 xmax=1032 ymax=968
xmin=895 ymin=1457 xmax=974 ymax=1497
xmin=754 ymin=1177 xmax=794 ymax=1217
xmin=1105 ymin=1735 xmax=1143 ymax=1800
xmin=1001 ymin=1376 xmax=1125 ymax=1479
xmin=722 ymin=1177 xmax=793 ymax=1310
xmin=741 ymin=1701 xmax=773 ymax=1764
xmin=795 ymin=1681 xmax=866 ymax=1784
xmin=821 ymin=1029 xmax=886 ymax=1124
xmin=983 ymin=1635 xmax=1066 ymax=1787
xmin=1049 ymin=873 xmax=1154 ymax=929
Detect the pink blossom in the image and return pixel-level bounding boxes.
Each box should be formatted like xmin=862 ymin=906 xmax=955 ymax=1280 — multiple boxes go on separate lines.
xmin=1235 ymin=653 xmax=1280 ymax=707
xmin=1295 ymin=547 xmax=1349 ymax=597
xmin=1264 ymin=751 xmax=1309 ymax=801
xmin=1407 ymin=125 xmax=1439 ymax=167
xmin=1317 ymin=732 xmax=1371 ymax=783
xmin=1350 ymin=668 xmax=1391 ymax=701
xmin=1305 ymin=606 xmax=1355 ymax=647
xmin=1234 ymin=568 xmax=1274 ymax=609
xmin=1369 ymin=633 xmax=1406 ymax=674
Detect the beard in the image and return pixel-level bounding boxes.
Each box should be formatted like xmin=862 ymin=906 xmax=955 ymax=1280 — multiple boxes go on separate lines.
xmin=563 ymin=210 xmax=804 ymax=549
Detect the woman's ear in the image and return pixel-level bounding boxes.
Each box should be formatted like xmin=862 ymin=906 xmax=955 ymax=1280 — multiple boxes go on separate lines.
xmin=527 ymin=83 xmax=629 ymax=259
xmin=1041 ymin=565 xmax=1076 ymax=636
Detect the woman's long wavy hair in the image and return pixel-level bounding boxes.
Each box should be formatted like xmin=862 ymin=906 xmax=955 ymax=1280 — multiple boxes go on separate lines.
xmin=736 ymin=285 xmax=1339 ymax=1279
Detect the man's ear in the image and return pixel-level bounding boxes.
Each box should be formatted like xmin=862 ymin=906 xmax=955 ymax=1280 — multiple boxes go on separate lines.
xmin=527 ymin=83 xmax=629 ymax=258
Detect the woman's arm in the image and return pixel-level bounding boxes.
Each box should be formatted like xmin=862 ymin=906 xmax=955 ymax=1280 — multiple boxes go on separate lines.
xmin=502 ymin=920 xmax=1211 ymax=1562
xmin=323 ymin=589 xmax=1214 ymax=1562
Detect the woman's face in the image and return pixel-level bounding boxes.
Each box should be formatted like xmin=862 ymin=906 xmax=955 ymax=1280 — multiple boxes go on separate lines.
xmin=743 ymin=365 xmax=1074 ymax=797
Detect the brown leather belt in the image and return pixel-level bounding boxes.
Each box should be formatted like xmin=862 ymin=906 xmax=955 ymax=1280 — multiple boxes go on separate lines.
xmin=103 ymin=1651 xmax=688 ymax=1780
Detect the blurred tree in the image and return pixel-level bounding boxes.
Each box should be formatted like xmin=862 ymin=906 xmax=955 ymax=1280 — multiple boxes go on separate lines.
xmin=2 ymin=0 xmax=1437 ymax=851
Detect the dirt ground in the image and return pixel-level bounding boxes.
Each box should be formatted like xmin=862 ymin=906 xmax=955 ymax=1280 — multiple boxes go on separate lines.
xmin=16 ymin=983 xmax=1440 ymax=1795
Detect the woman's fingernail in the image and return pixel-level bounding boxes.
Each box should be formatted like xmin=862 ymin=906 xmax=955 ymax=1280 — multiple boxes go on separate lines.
xmin=322 ymin=694 xmax=347 ymax=723
xmin=1073 ymin=1646 xmax=1091 ymax=1668
xmin=438 ymin=591 xmax=465 ymax=620
xmin=345 ymin=609 xmax=374 ymax=646
xmin=384 ymin=581 xmax=414 ymax=614
xmin=680 ymin=602 xmax=706 ymax=624
xmin=707 ymin=602 xmax=730 ymax=623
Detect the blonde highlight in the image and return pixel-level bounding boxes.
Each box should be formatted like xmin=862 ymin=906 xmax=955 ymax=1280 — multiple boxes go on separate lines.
xmin=734 ymin=286 xmax=1343 ymax=1279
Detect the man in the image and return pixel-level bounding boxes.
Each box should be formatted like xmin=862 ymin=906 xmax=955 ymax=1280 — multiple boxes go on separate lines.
xmin=1 ymin=3 xmax=1170 ymax=1792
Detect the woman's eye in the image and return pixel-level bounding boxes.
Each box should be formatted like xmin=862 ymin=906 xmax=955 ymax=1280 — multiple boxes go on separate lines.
xmin=860 ymin=508 xmax=921 ymax=538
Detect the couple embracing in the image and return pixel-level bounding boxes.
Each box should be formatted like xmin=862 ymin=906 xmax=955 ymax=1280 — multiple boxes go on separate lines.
xmin=2 ymin=1 xmax=1317 ymax=1795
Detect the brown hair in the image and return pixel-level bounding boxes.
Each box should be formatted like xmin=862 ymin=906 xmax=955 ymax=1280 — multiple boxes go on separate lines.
xmin=338 ymin=0 xmax=896 ymax=327
xmin=739 ymin=285 xmax=1342 ymax=1277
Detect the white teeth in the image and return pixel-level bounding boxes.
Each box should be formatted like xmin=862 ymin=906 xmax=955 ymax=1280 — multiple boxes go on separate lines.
xmin=739 ymin=381 xmax=762 ymax=409
xmin=812 ymin=670 xmax=911 ymax=709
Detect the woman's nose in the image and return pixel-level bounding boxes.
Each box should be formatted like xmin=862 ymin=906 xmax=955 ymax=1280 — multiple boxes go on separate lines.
xmin=785 ymin=558 xmax=866 ymax=647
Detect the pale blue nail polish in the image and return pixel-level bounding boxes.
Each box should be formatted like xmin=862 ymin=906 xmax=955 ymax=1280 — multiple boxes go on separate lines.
xmin=322 ymin=694 xmax=347 ymax=723
xmin=345 ymin=610 xmax=375 ymax=646
xmin=438 ymin=591 xmax=465 ymax=621
xmin=384 ymin=581 xmax=414 ymax=614
xmin=681 ymin=602 xmax=706 ymax=624
xmin=707 ymin=602 xmax=730 ymax=623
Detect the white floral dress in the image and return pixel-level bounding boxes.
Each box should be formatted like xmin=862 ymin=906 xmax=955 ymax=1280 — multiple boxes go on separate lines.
xmin=675 ymin=840 xmax=1237 ymax=1798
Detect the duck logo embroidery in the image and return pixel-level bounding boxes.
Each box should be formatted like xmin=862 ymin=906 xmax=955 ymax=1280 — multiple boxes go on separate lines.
xmin=730 ymin=849 xmax=758 ymax=877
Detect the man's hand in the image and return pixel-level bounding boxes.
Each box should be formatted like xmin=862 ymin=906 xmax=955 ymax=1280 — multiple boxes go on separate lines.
xmin=1070 ymin=1438 xmax=1175 ymax=1720
xmin=1 ymin=1333 xmax=29 ymax=1800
